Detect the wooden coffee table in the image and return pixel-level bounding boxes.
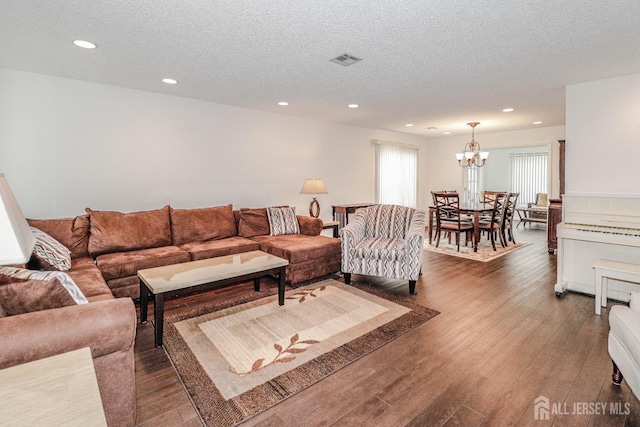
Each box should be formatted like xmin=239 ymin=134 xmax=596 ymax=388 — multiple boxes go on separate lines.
xmin=139 ymin=250 xmax=289 ymax=347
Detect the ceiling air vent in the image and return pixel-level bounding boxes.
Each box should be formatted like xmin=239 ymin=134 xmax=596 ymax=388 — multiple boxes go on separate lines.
xmin=330 ymin=53 xmax=362 ymax=67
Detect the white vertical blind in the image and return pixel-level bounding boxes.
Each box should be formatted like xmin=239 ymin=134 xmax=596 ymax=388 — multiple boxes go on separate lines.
xmin=374 ymin=142 xmax=418 ymax=208
xmin=510 ymin=153 xmax=548 ymax=205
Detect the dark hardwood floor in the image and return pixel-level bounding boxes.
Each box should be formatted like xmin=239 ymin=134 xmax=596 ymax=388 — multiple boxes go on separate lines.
xmin=134 ymin=225 xmax=640 ymax=426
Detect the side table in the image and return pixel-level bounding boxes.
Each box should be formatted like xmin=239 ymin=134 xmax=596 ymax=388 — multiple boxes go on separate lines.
xmin=322 ymin=220 xmax=339 ymax=238
xmin=0 ymin=347 xmax=107 ymax=425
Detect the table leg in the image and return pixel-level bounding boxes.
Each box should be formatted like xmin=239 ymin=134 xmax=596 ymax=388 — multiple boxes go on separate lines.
xmin=140 ymin=280 xmax=148 ymax=323
xmin=473 ymin=212 xmax=480 ymax=252
xmin=154 ymin=293 xmax=164 ymax=348
xmin=278 ymin=266 xmax=285 ymax=306
xmin=254 ymin=277 xmax=260 ymax=292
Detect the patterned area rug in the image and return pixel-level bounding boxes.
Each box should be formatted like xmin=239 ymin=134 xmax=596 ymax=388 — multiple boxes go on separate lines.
xmin=423 ymin=238 xmax=532 ymax=262
xmin=163 ymin=278 xmax=439 ymax=427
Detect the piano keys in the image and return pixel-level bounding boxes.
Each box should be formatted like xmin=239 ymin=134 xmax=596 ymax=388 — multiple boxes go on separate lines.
xmin=555 ymin=194 xmax=640 ymax=302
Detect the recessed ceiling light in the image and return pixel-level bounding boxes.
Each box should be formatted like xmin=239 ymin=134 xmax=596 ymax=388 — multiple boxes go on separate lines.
xmin=73 ymin=40 xmax=96 ymax=49
xmin=533 ymin=121 xmax=543 ymax=125
xmin=348 ymin=104 xmax=359 ymax=108
xmin=162 ymin=78 xmax=178 ymax=84
xmin=443 ymin=131 xmax=451 ymax=135
xmin=405 ymin=124 xmax=414 ymax=127
xmin=502 ymin=108 xmax=514 ymax=112
xmin=278 ymin=101 xmax=288 ymax=106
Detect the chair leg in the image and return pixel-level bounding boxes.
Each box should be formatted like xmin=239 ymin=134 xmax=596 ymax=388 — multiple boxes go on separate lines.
xmin=509 ymin=225 xmax=516 ymax=244
xmin=344 ymin=273 xmax=351 ymax=285
xmin=409 ymin=280 xmax=417 ymax=295
xmin=612 ymin=361 xmax=624 ymax=386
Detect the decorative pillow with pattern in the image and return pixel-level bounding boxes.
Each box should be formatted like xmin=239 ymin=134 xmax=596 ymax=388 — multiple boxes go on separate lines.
xmin=0 ymin=267 xmax=88 ymax=316
xmin=30 ymin=226 xmax=72 ymax=271
xmin=267 ymin=207 xmax=300 ymax=236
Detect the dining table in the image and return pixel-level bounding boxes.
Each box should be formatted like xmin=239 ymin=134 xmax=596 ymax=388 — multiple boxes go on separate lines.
xmin=428 ymin=202 xmax=494 ymax=252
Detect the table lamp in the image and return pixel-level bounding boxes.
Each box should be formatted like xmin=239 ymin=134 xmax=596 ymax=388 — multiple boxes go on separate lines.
xmin=300 ymin=178 xmax=328 ymax=218
xmin=0 ymin=173 xmax=35 ymax=265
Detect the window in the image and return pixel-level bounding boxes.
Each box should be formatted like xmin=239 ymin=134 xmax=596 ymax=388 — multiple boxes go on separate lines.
xmin=373 ymin=141 xmax=418 ymax=208
xmin=463 ymin=166 xmax=480 ymax=203
xmin=510 ymin=153 xmax=548 ymax=205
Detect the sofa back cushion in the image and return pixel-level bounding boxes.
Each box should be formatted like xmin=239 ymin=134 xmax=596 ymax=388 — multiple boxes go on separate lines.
xmin=237 ymin=208 xmax=271 ymax=237
xmin=86 ymin=206 xmax=171 ymax=256
xmin=170 ymin=204 xmax=237 ymax=245
xmin=27 ymin=215 xmax=90 ymax=259
xmin=364 ymin=204 xmax=413 ymax=239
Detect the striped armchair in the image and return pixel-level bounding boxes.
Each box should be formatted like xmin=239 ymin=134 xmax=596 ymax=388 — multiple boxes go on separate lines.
xmin=340 ymin=204 xmax=426 ymax=294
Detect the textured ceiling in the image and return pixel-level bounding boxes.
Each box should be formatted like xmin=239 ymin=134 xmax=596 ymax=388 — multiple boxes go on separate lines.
xmin=1 ymin=1 xmax=640 ymax=137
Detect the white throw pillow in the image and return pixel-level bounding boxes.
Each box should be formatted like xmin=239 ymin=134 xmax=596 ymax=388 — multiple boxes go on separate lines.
xmin=267 ymin=207 xmax=300 ymax=236
xmin=30 ymin=226 xmax=72 ymax=271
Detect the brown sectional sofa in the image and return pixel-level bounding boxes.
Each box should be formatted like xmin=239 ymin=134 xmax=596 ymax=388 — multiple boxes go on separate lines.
xmin=77 ymin=204 xmax=340 ymax=299
xmin=0 ymin=203 xmax=340 ymax=426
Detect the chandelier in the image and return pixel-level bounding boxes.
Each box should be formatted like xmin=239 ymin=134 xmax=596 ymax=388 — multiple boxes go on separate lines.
xmin=455 ymin=122 xmax=489 ymax=167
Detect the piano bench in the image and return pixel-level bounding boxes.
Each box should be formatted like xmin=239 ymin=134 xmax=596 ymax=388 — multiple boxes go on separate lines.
xmin=593 ymin=260 xmax=640 ymax=315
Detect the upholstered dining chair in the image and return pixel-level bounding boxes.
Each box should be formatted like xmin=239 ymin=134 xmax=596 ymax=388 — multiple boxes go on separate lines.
xmin=501 ymin=192 xmax=519 ymax=245
xmin=478 ymin=192 xmax=508 ymax=251
xmin=433 ymin=192 xmax=474 ymax=252
xmin=340 ymin=204 xmax=426 ymax=295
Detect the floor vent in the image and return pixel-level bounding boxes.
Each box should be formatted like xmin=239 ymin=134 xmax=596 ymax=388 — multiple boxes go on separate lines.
xmin=330 ymin=53 xmax=362 ymax=67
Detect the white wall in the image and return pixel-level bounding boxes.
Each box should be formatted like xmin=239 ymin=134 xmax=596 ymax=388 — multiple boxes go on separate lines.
xmin=0 ymin=69 xmax=429 ymax=219
xmin=427 ymin=126 xmax=566 ymax=199
xmin=566 ymin=73 xmax=640 ymax=195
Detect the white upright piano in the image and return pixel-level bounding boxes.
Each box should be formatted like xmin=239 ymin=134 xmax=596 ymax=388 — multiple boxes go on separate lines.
xmin=555 ymin=193 xmax=640 ymax=301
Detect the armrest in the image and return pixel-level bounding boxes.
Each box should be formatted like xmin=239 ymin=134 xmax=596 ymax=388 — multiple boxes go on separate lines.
xmin=0 ymin=298 xmax=136 ymax=369
xmin=340 ymin=210 xmax=367 ymax=245
xmin=297 ymin=215 xmax=322 ymax=236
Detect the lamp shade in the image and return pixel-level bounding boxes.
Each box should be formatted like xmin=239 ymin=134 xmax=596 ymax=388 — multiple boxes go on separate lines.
xmin=300 ymin=178 xmax=328 ymax=195
xmin=0 ymin=174 xmax=35 ymax=264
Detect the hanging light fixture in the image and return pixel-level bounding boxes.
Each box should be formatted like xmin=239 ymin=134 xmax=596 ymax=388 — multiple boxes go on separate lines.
xmin=455 ymin=122 xmax=489 ymax=167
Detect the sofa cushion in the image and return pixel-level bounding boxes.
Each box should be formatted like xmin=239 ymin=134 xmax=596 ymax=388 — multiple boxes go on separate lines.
xmin=252 ymin=234 xmax=341 ymax=264
xmin=237 ymin=208 xmax=271 ymax=237
xmin=0 ymin=267 xmax=88 ymax=316
xmin=86 ymin=206 xmax=171 ymax=256
xmin=179 ymin=236 xmax=260 ymax=261
xmin=353 ymin=237 xmax=406 ymax=261
xmin=267 ymin=207 xmax=300 ymax=236
xmin=29 ymin=226 xmax=72 ymax=271
xmin=27 ymin=215 xmax=90 ymax=259
xmin=95 ymin=245 xmax=190 ymax=281
xmin=170 ymin=204 xmax=237 ymax=245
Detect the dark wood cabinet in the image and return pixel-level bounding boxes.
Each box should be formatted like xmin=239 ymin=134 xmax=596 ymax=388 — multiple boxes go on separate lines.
xmin=547 ymin=139 xmax=565 ymax=253
xmin=547 ymin=198 xmax=562 ymax=253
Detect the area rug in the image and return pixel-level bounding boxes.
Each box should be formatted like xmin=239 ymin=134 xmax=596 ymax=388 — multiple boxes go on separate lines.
xmin=423 ymin=238 xmax=532 ymax=262
xmin=162 ymin=278 xmax=439 ymax=426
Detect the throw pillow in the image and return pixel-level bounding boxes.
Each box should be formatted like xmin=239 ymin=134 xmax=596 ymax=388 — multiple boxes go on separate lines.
xmin=267 ymin=206 xmax=300 ymax=236
xmin=0 ymin=267 xmax=88 ymax=316
xmin=29 ymin=226 xmax=72 ymax=271
xmin=237 ymin=208 xmax=271 ymax=237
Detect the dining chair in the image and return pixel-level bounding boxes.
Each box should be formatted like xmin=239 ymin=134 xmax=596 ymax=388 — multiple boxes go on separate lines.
xmin=502 ymin=192 xmax=520 ymax=245
xmin=433 ymin=192 xmax=474 ymax=251
xmin=478 ymin=192 xmax=508 ymax=251
xmin=482 ymin=190 xmax=507 ymax=203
